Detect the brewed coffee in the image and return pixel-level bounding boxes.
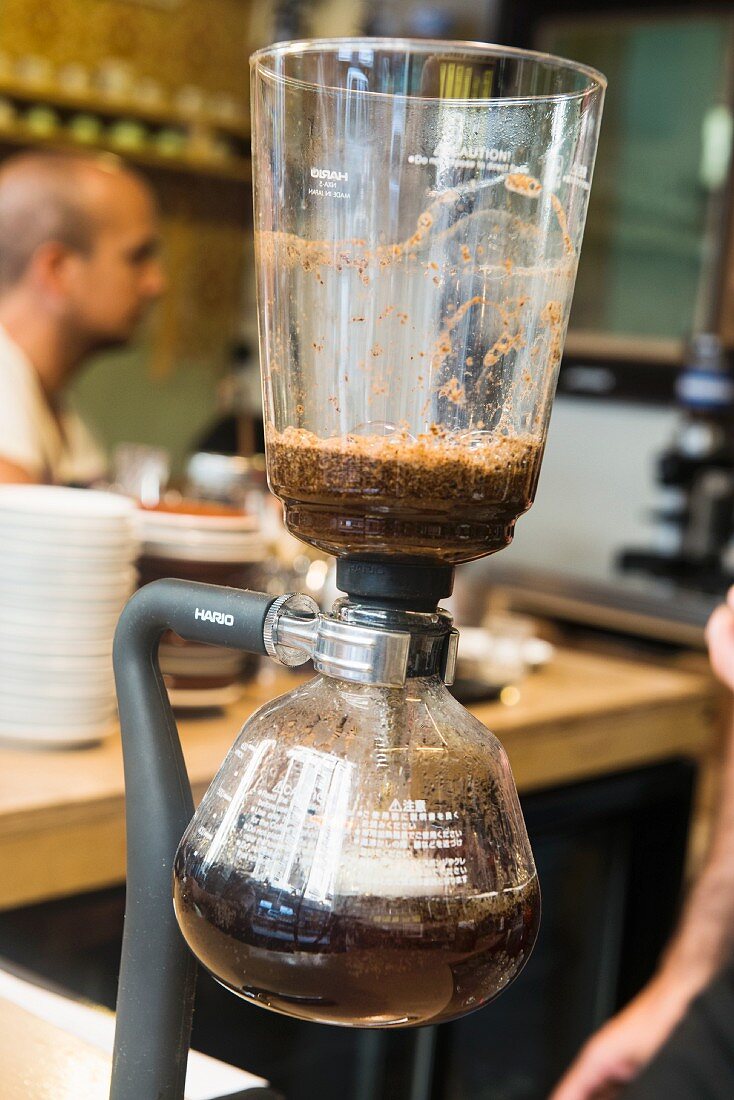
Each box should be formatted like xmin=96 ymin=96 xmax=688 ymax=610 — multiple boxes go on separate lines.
xmin=174 ymin=859 xmax=540 ymax=1028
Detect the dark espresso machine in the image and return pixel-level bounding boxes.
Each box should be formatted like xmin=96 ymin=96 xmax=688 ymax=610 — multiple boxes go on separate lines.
xmin=621 ymin=333 xmax=734 ymax=594
xmin=108 ymin=39 xmax=604 ymax=1099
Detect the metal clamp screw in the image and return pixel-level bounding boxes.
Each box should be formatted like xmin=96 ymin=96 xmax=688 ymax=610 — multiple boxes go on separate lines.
xmin=263 ymin=592 xmax=319 ymax=667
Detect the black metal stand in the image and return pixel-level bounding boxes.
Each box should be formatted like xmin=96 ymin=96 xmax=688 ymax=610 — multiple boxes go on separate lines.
xmin=109 ymin=578 xmax=278 ymax=1100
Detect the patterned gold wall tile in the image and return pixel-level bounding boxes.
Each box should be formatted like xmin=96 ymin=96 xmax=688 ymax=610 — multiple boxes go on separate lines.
xmin=1 ymin=0 xmax=255 ymax=459
xmin=2 ymin=0 xmax=250 ymax=98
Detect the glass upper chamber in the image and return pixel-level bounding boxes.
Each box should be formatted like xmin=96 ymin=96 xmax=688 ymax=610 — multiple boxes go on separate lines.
xmin=251 ymin=39 xmax=605 ymax=563
xmin=174 ymin=663 xmax=539 ymax=1028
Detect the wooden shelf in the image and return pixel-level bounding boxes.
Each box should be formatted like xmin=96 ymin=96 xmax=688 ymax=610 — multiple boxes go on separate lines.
xmin=563 ymin=329 xmax=685 ymax=365
xmin=0 ymin=77 xmax=250 ymax=140
xmin=0 ymin=125 xmax=251 ymax=183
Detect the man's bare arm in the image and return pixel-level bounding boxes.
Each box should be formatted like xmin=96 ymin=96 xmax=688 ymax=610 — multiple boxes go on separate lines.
xmin=550 ymin=593 xmax=734 ymax=1100
xmin=669 ymin=602 xmax=734 ymax=979
xmin=0 ymin=456 xmax=36 ymax=483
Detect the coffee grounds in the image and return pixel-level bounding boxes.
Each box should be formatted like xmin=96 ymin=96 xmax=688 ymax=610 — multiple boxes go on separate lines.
xmin=267 ymin=425 xmax=543 ymax=561
xmin=269 ymin=425 xmax=541 ymax=502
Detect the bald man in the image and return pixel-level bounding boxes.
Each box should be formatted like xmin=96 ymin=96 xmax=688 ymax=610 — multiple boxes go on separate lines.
xmin=0 ymin=151 xmax=166 ymax=484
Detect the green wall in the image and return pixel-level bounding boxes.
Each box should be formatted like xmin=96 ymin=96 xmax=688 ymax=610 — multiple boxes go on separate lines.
xmin=545 ymin=14 xmax=733 ymax=339
xmin=71 ymin=343 xmax=222 ymax=476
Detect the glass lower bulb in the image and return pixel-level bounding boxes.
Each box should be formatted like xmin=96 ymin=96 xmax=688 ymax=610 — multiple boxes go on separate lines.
xmin=173 ymin=674 xmax=540 ymax=1028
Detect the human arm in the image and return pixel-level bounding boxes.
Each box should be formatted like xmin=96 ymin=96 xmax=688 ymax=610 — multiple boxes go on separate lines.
xmin=550 ymin=590 xmax=734 ymax=1100
xmin=0 ymin=455 xmax=36 ymax=483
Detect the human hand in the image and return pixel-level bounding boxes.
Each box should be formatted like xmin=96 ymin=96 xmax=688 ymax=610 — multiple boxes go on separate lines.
xmin=549 ymin=973 xmax=692 ymax=1100
xmin=706 ymin=589 xmax=734 ymax=694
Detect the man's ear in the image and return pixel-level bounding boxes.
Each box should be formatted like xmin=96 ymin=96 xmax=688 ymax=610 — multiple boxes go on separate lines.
xmin=25 ymin=240 xmax=78 ymax=304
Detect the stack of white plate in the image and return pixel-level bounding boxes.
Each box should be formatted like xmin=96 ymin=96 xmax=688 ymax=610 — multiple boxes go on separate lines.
xmin=135 ymin=503 xmax=267 ymax=708
xmin=136 ymin=504 xmax=266 ymax=708
xmin=0 ymin=486 xmax=138 ymax=745
xmin=136 ymin=506 xmax=265 ymax=563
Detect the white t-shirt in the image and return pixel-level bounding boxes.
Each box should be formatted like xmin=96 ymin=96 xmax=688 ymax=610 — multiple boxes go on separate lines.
xmin=0 ymin=325 xmax=106 ymax=485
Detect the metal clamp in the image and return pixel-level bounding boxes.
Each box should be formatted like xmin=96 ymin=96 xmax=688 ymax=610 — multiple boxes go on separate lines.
xmin=440 ymin=628 xmax=460 ymax=686
xmin=265 ymin=595 xmax=410 ymax=687
xmin=308 ymin=617 xmax=411 ymax=687
xmin=262 ymin=593 xmax=320 ymax=667
xmin=264 ymin=593 xmax=458 ymax=688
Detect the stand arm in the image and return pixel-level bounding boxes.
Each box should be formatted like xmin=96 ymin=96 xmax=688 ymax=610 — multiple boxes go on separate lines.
xmin=110 ymin=579 xmax=275 ymax=1100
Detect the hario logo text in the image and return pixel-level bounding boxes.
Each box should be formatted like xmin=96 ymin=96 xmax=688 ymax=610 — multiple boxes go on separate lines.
xmin=195 ymin=608 xmax=235 ymax=626
xmin=310 ymin=167 xmax=349 ymax=182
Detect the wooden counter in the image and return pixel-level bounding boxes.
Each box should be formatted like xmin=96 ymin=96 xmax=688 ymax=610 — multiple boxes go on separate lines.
xmin=0 ymin=647 xmax=719 ymax=912
xmin=0 ymin=997 xmax=110 ymax=1100
xmin=0 ymin=966 xmax=267 ymax=1098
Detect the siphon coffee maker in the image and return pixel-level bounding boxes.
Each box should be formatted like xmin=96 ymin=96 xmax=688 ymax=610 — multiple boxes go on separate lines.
xmin=110 ymin=40 xmax=604 ymax=1100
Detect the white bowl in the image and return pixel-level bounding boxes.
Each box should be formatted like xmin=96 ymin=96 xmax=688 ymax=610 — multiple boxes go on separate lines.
xmin=0 ymin=681 xmax=116 ymax=705
xmin=0 ymin=653 xmax=115 ymax=672
xmin=0 ymin=535 xmax=136 ymax=563
xmin=2 ymin=671 xmax=115 ymax=694
xmin=0 ymin=669 xmax=113 ymax=690
xmin=0 ymin=679 xmax=115 ymax=701
xmin=0 ymin=524 xmax=137 ymax=553
xmin=0 ymin=644 xmax=113 ymax=664
xmin=0 ymin=678 xmax=115 ymax=701
xmin=0 ymin=485 xmax=135 ymax=522
xmin=0 ymin=621 xmax=117 ymax=645
xmin=0 ymin=572 xmax=136 ymax=598
xmin=0 ymin=586 xmax=130 ymax=611
xmin=0 ymin=605 xmax=121 ymax=629
xmin=0 ymin=571 xmax=133 ymax=594
xmin=140 ymin=534 xmax=266 ymax=563
xmin=0 ymin=650 xmax=112 ymax=671
xmin=136 ymin=507 xmax=258 ymax=532
xmin=0 ymin=635 xmax=117 ymax=656
xmin=0 ymin=624 xmax=115 ymax=645
xmin=139 ymin=521 xmax=261 ymax=540
xmin=0 ymin=700 xmax=117 ymax=725
xmin=0 ymin=716 xmax=117 ymax=746
xmin=0 ymin=693 xmax=115 ymax=716
xmin=0 ymin=593 xmax=126 ymax=618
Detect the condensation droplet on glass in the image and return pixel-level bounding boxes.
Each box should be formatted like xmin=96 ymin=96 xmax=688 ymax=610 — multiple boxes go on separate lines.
xmin=349 ymin=421 xmax=417 ymax=443
xmin=460 ymin=429 xmax=495 ymax=450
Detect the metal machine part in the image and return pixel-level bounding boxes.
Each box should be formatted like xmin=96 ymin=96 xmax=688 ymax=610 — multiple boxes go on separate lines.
xmin=264 ymin=591 xmax=459 ymax=687
xmin=262 ymin=592 xmax=320 ymax=666
xmin=620 ymin=333 xmax=734 ymax=594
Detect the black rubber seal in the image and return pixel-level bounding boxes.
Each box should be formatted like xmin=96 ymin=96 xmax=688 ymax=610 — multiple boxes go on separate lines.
xmin=336 ymin=559 xmax=454 ymax=611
